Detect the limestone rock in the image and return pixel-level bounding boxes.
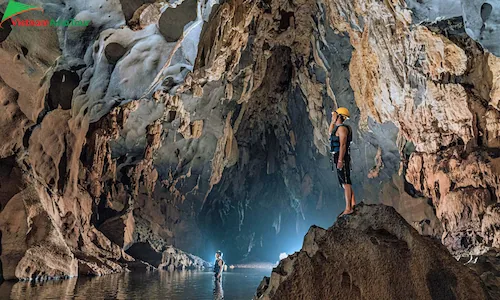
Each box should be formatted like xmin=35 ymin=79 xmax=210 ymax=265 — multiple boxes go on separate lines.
xmin=0 ymin=187 xmax=78 ymax=281
xmin=158 ymin=0 xmax=198 ymax=42
xmin=460 ymin=250 xmax=500 ymax=299
xmin=0 ymin=76 xmax=30 ymax=158
xmin=76 ymin=256 xmax=123 ymax=277
xmin=119 ymin=0 xmax=156 ymax=23
xmin=125 ymin=242 xmax=164 ymax=267
xmin=379 ymin=174 xmax=442 ymax=237
xmin=407 ymin=0 xmax=500 ymax=56
xmin=462 ymin=0 xmax=500 ymax=56
xmin=406 ymin=0 xmax=463 ymax=22
xmin=324 ymin=0 xmax=500 ymax=270
xmin=0 ymin=190 xmax=29 ymax=280
xmin=160 ymin=245 xmax=210 ymax=271
xmin=125 ymin=242 xmax=209 ymax=270
xmin=403 ymin=81 xmax=474 ymax=153
xmin=0 ymin=156 xmax=24 ymax=212
xmin=27 ymin=109 xmax=88 ymax=193
xmin=439 ymin=188 xmax=494 ymax=253
xmin=487 ymin=54 xmax=500 ymax=109
xmin=406 ymin=148 xmax=500 ymax=256
xmin=254 ymin=204 xmax=490 ymax=300
xmin=98 ymin=210 xmax=135 ymax=250
xmin=125 ymin=260 xmax=157 ymax=272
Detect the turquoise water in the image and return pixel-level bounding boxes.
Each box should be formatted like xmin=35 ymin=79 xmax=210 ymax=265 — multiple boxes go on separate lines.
xmin=0 ymin=269 xmax=271 ymax=299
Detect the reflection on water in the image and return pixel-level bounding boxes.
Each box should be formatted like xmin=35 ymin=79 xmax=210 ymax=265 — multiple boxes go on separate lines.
xmin=0 ymin=268 xmax=270 ymax=300
xmin=214 ymin=278 xmax=224 ymax=300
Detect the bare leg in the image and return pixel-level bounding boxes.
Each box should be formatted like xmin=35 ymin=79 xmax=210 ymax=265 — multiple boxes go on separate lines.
xmin=351 ymin=188 xmax=356 ymax=209
xmin=341 ymin=184 xmax=354 ymax=215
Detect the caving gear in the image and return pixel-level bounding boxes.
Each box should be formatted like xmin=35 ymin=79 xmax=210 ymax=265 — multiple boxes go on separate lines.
xmin=330 ymin=124 xmax=352 ymax=154
xmin=335 ymin=107 xmax=351 ymax=118
xmin=329 ymin=123 xmax=353 ymax=186
xmin=214 ymin=259 xmax=224 ymax=275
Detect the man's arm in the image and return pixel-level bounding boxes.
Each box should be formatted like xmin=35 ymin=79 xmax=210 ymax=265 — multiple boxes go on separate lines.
xmin=217 ymin=260 xmax=223 ymax=277
xmin=337 ymin=126 xmax=348 ymax=168
xmin=329 ymin=121 xmax=335 ymax=135
xmin=329 ymin=113 xmax=336 ymax=135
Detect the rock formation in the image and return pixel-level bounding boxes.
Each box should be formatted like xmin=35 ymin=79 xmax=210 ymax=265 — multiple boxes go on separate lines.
xmin=126 ymin=243 xmax=210 ymax=270
xmin=0 ymin=0 xmax=498 ymax=289
xmin=254 ymin=204 xmax=491 ymax=300
xmin=0 ymin=0 xmax=215 ymax=280
xmin=160 ymin=245 xmax=211 ymax=271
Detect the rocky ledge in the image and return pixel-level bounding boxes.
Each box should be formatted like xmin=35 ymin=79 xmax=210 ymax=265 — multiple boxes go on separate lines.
xmin=254 ymin=204 xmax=492 ymax=300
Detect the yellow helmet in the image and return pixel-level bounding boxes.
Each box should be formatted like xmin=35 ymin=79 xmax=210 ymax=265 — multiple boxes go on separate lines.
xmin=336 ymin=107 xmax=350 ymax=118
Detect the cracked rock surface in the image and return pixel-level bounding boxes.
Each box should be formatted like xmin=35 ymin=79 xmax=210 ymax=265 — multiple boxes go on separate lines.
xmin=254 ymin=204 xmax=491 ymax=300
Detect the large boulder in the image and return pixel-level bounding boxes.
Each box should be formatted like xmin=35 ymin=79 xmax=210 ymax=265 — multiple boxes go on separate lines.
xmin=255 ymin=204 xmax=491 ymax=300
xmin=160 ymin=245 xmax=210 ymax=271
xmin=126 ymin=242 xmax=209 ymax=270
xmin=98 ymin=210 xmax=135 ymax=250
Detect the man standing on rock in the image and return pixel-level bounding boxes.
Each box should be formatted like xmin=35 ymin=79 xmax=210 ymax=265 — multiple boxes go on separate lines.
xmin=329 ymin=107 xmax=356 ymax=215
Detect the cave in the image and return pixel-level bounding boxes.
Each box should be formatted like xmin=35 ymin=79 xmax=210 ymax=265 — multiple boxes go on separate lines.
xmin=0 ymin=0 xmax=499 ymax=299
xmin=47 ymin=70 xmax=79 ymax=110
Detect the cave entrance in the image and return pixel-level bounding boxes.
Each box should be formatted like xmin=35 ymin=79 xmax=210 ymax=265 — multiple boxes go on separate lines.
xmin=47 ymin=70 xmax=79 ymax=110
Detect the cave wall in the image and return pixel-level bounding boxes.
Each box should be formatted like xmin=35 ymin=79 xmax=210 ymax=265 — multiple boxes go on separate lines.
xmin=0 ymin=0 xmax=499 ymax=280
xmin=0 ymin=0 xmax=222 ymax=279
xmin=322 ymin=0 xmax=500 ymax=259
xmin=194 ymin=0 xmax=406 ymax=261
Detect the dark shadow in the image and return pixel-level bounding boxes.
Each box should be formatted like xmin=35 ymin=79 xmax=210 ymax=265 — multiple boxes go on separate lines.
xmin=57 ymin=138 xmax=68 ymax=192
xmin=278 ymin=11 xmax=294 ymax=32
xmin=0 ymin=156 xmax=23 ymax=210
xmin=158 ymin=0 xmax=197 ymax=42
xmin=426 ymin=268 xmax=457 ymax=300
xmin=0 ymin=12 xmax=12 ymax=44
xmin=481 ymin=3 xmax=493 ymax=22
xmin=0 ymin=258 xmax=3 ymax=284
xmin=366 ymin=227 xmax=407 ymax=248
xmin=105 ymin=42 xmax=127 ymax=64
xmin=47 ymin=70 xmax=79 ymax=110
xmin=21 ymin=46 xmax=28 ymax=56
xmin=404 ymin=180 xmax=425 ymax=198
xmin=126 ymin=242 xmax=162 ymax=267
xmin=119 ymin=0 xmax=156 ymax=23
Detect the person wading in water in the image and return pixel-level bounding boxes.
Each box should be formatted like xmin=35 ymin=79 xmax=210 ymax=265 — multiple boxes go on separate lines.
xmin=329 ymin=107 xmax=356 ymax=215
xmin=213 ymin=250 xmax=225 ymax=299
xmin=214 ymin=250 xmax=225 ymax=280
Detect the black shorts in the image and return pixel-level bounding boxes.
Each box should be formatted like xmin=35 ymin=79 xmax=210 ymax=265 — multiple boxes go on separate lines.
xmin=333 ymin=153 xmax=352 ymax=186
